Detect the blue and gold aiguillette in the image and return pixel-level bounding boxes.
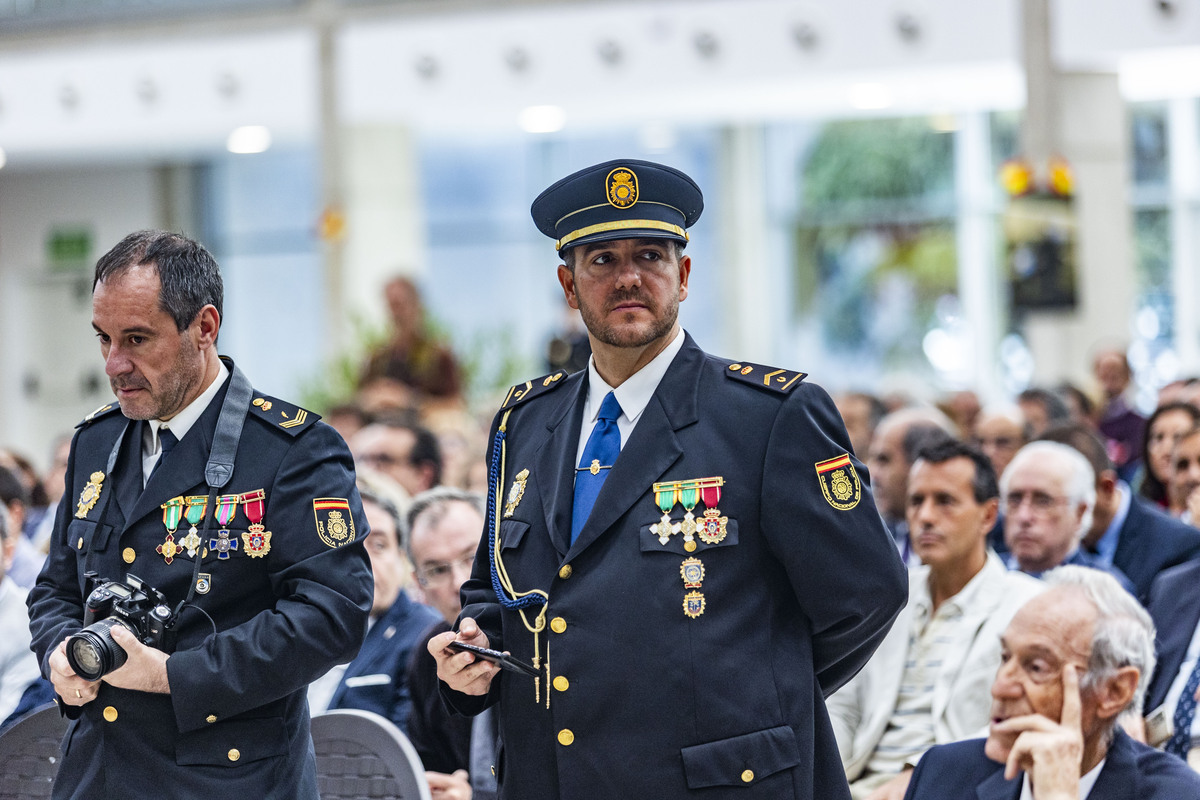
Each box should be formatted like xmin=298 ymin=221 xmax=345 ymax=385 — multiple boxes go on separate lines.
xmin=683 ymin=590 xmax=706 ymax=619
xmin=75 ymin=471 xmax=105 ymax=518
xmin=504 ymin=469 xmax=529 ymax=518
xmin=680 ymin=557 xmax=705 ymax=589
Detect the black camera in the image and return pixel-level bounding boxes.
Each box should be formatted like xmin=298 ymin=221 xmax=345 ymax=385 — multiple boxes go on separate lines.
xmin=65 ymin=573 xmax=176 ymax=682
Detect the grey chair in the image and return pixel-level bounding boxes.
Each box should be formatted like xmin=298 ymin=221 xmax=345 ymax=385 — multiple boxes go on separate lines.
xmin=0 ymin=703 xmax=68 ymax=799
xmin=312 ymin=709 xmax=432 ymax=800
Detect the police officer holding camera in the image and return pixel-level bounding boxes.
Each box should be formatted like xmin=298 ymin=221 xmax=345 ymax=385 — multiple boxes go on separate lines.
xmin=27 ymin=230 xmax=373 ymax=799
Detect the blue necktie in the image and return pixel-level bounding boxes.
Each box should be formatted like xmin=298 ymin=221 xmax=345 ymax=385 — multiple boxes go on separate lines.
xmin=1167 ymin=658 xmax=1200 ymax=758
xmin=148 ymin=428 xmax=178 ymax=482
xmin=570 ymin=392 xmax=622 ymax=544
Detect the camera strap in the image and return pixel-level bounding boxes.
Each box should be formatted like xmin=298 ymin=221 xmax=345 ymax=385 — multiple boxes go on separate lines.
xmin=178 ymin=363 xmax=253 ymax=611
xmin=80 ymin=419 xmax=137 ymax=578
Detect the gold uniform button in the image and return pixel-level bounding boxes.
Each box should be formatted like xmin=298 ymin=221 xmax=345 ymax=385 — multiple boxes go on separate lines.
xmin=552 ymin=676 xmax=569 ymax=692
xmin=103 ymin=706 xmax=118 ymax=723
xmin=741 ymin=770 xmax=754 ymax=783
xmin=122 ymin=548 xmax=136 ymax=564
xmin=558 ymin=564 xmax=573 ymax=580
xmin=557 ymin=729 xmax=574 ymax=746
xmin=77 ymin=538 xmax=84 ymax=550
xmin=228 ymin=749 xmax=241 ymax=762
xmin=206 ymin=715 xmax=217 ymax=724
xmin=550 ymin=617 xmax=567 ymax=634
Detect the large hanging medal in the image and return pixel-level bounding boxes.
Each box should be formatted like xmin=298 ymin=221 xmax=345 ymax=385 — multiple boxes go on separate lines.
xmin=698 ymin=478 xmax=728 ymax=544
xmin=209 ymin=493 xmax=240 ymax=560
xmin=241 ymin=489 xmax=271 ymax=558
xmin=649 ymin=483 xmax=680 ymax=545
xmin=180 ymin=495 xmax=208 ymax=558
xmin=158 ymin=496 xmax=185 ymax=564
xmin=75 ymin=471 xmax=106 ymax=518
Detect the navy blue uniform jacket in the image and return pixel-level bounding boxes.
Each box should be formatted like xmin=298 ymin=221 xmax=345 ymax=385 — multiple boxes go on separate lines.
xmin=1113 ymin=496 xmax=1200 ymax=604
xmin=327 ymin=591 xmax=439 ymax=732
xmin=446 ymin=334 xmax=907 ymax=800
xmin=27 ymin=363 xmax=373 ymax=799
xmin=1146 ymin=558 xmax=1200 ymax=714
xmin=902 ymin=731 xmax=1200 ymax=799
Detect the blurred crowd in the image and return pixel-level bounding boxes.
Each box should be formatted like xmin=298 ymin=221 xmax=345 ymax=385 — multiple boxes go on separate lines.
xmin=5 ymin=270 xmax=1200 ymax=798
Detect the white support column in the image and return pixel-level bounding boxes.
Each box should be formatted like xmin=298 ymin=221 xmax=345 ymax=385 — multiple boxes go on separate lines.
xmin=1169 ymin=97 xmax=1200 ymax=374
xmin=716 ymin=125 xmax=774 ymax=361
xmin=955 ymin=111 xmax=1002 ymax=402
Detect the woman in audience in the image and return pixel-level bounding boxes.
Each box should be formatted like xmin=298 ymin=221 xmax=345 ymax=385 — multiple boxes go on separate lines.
xmin=1138 ymin=402 xmax=1200 ymax=508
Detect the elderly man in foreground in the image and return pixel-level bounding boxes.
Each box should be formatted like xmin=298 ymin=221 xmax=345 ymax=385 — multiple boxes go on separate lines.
xmin=902 ymin=566 xmax=1200 ymax=799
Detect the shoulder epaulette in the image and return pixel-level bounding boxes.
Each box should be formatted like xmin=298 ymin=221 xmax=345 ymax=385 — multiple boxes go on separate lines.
xmin=724 ymin=361 xmax=806 ymax=394
xmin=76 ymin=402 xmax=122 ymax=428
xmin=500 ymin=370 xmax=570 ymax=410
xmin=248 ymin=394 xmax=321 ymax=436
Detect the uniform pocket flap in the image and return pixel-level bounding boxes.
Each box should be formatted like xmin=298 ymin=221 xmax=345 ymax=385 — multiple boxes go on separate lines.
xmin=680 ymin=725 xmax=800 ymax=789
xmin=500 ymin=520 xmax=528 ymax=550
xmin=639 ymin=518 xmax=739 ymax=555
xmin=176 ymin=716 xmax=288 ymax=766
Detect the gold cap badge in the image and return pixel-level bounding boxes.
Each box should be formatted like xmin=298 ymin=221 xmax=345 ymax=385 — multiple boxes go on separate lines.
xmin=606 ymin=168 xmax=638 ymax=209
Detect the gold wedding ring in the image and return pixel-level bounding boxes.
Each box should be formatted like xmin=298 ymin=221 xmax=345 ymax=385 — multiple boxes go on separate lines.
xmin=75 ymin=689 xmax=82 ymax=698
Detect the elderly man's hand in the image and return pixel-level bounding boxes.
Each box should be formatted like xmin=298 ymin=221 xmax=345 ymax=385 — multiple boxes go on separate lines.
xmin=863 ymin=767 xmax=912 ymax=800
xmin=995 ymin=664 xmax=1084 ymax=800
xmin=429 ymin=617 xmax=501 ymax=696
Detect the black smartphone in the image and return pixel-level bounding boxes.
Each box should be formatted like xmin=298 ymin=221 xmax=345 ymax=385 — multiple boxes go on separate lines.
xmin=446 ymin=640 xmax=540 ymax=678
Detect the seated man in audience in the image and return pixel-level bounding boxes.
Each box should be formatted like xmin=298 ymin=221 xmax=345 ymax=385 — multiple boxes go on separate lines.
xmin=1144 ymin=556 xmax=1200 ymax=767
xmin=904 ymin=566 xmax=1200 ymax=799
xmin=867 ymin=408 xmax=958 ymax=562
xmin=405 ymin=488 xmax=495 ymax=800
xmin=311 ymin=485 xmax=439 ymax=731
xmin=972 ymin=405 xmax=1030 ymax=555
xmin=829 ymin=440 xmax=1044 ymax=800
xmin=1001 ymin=442 xmax=1135 ymax=594
xmin=1039 ymin=423 xmax=1200 ymax=603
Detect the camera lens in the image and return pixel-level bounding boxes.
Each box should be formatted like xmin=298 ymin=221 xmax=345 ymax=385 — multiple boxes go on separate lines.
xmin=66 ymin=617 xmax=130 ymax=681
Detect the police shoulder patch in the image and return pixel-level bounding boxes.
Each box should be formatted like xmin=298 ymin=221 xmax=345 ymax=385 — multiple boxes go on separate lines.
xmin=500 ymin=370 xmax=570 ymax=410
xmin=76 ymin=402 xmax=121 ymax=428
xmin=724 ymin=362 xmax=806 ymax=394
xmin=248 ymin=395 xmax=321 ymax=436
xmin=313 ymin=497 xmax=356 ymax=548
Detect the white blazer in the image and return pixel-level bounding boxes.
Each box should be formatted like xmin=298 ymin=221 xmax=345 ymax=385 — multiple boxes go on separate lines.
xmin=827 ymin=553 xmax=1044 ymax=781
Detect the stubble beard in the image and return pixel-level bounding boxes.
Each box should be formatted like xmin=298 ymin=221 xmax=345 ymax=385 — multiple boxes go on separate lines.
xmin=578 ymin=289 xmax=680 ymax=350
xmin=112 ymin=347 xmax=203 ymax=421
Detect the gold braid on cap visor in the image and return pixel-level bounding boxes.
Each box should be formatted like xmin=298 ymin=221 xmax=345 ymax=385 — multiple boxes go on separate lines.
xmin=556 ymin=219 xmax=688 ymax=250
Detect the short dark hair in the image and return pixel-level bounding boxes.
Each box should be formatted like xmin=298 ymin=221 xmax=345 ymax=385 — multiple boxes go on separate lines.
xmin=1038 ymin=422 xmax=1114 ymax=485
xmin=93 ymin=230 xmax=224 ymax=332
xmin=0 ymin=465 xmax=29 ymax=508
xmin=358 ymin=487 xmax=405 ymax=549
xmin=1017 ymin=387 xmax=1071 ymax=427
xmin=912 ymin=439 xmax=998 ymax=503
xmin=370 ymin=412 xmax=444 ymax=487
xmin=901 ymin=423 xmax=957 ymax=465
xmin=561 ymin=239 xmax=685 ymax=271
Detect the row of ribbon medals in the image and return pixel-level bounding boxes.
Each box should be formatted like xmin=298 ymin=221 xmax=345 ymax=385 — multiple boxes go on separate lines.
xmin=649 ymin=477 xmax=726 ymax=620
xmin=156 ymin=489 xmax=271 ymax=565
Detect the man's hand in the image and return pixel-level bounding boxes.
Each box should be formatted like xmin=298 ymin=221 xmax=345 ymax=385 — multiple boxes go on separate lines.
xmin=864 ymin=767 xmax=912 ymax=800
xmin=429 ymin=617 xmax=500 ymax=696
xmin=426 ymin=769 xmax=472 ymax=800
xmin=995 ymin=664 xmax=1084 ymax=800
xmin=101 ymin=625 xmax=170 ymax=694
xmin=49 ymin=639 xmax=100 ymax=706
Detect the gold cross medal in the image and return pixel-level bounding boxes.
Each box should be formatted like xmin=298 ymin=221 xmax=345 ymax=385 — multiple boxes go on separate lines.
xmin=649 ymin=483 xmax=680 ymax=545
xmin=180 ymin=495 xmax=208 ymax=558
xmin=678 ymin=481 xmax=701 ymax=552
xmin=75 ymin=472 xmax=106 ymax=518
xmin=504 ymin=469 xmax=529 ymax=518
xmin=159 ymin=496 xmax=185 ymax=565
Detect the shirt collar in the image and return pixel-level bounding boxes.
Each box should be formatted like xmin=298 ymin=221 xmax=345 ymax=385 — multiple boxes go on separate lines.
xmin=1092 ymin=481 xmax=1131 ymax=566
xmin=583 ymin=328 xmax=684 ymax=425
xmin=147 ymin=361 xmax=230 ymax=451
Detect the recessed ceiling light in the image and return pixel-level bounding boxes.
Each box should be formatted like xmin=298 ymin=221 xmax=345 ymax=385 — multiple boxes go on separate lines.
xmin=227 ymin=125 xmax=271 ymax=154
xmin=518 ymin=105 xmax=565 ymax=134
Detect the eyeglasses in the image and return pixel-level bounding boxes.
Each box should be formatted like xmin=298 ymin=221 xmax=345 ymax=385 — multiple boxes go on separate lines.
xmin=1003 ymin=490 xmax=1071 ymax=514
xmin=417 ymin=553 xmax=476 ymax=587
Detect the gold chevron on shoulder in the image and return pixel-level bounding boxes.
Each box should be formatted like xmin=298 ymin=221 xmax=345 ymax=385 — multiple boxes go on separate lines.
xmin=280 ymin=409 xmax=308 ymax=429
